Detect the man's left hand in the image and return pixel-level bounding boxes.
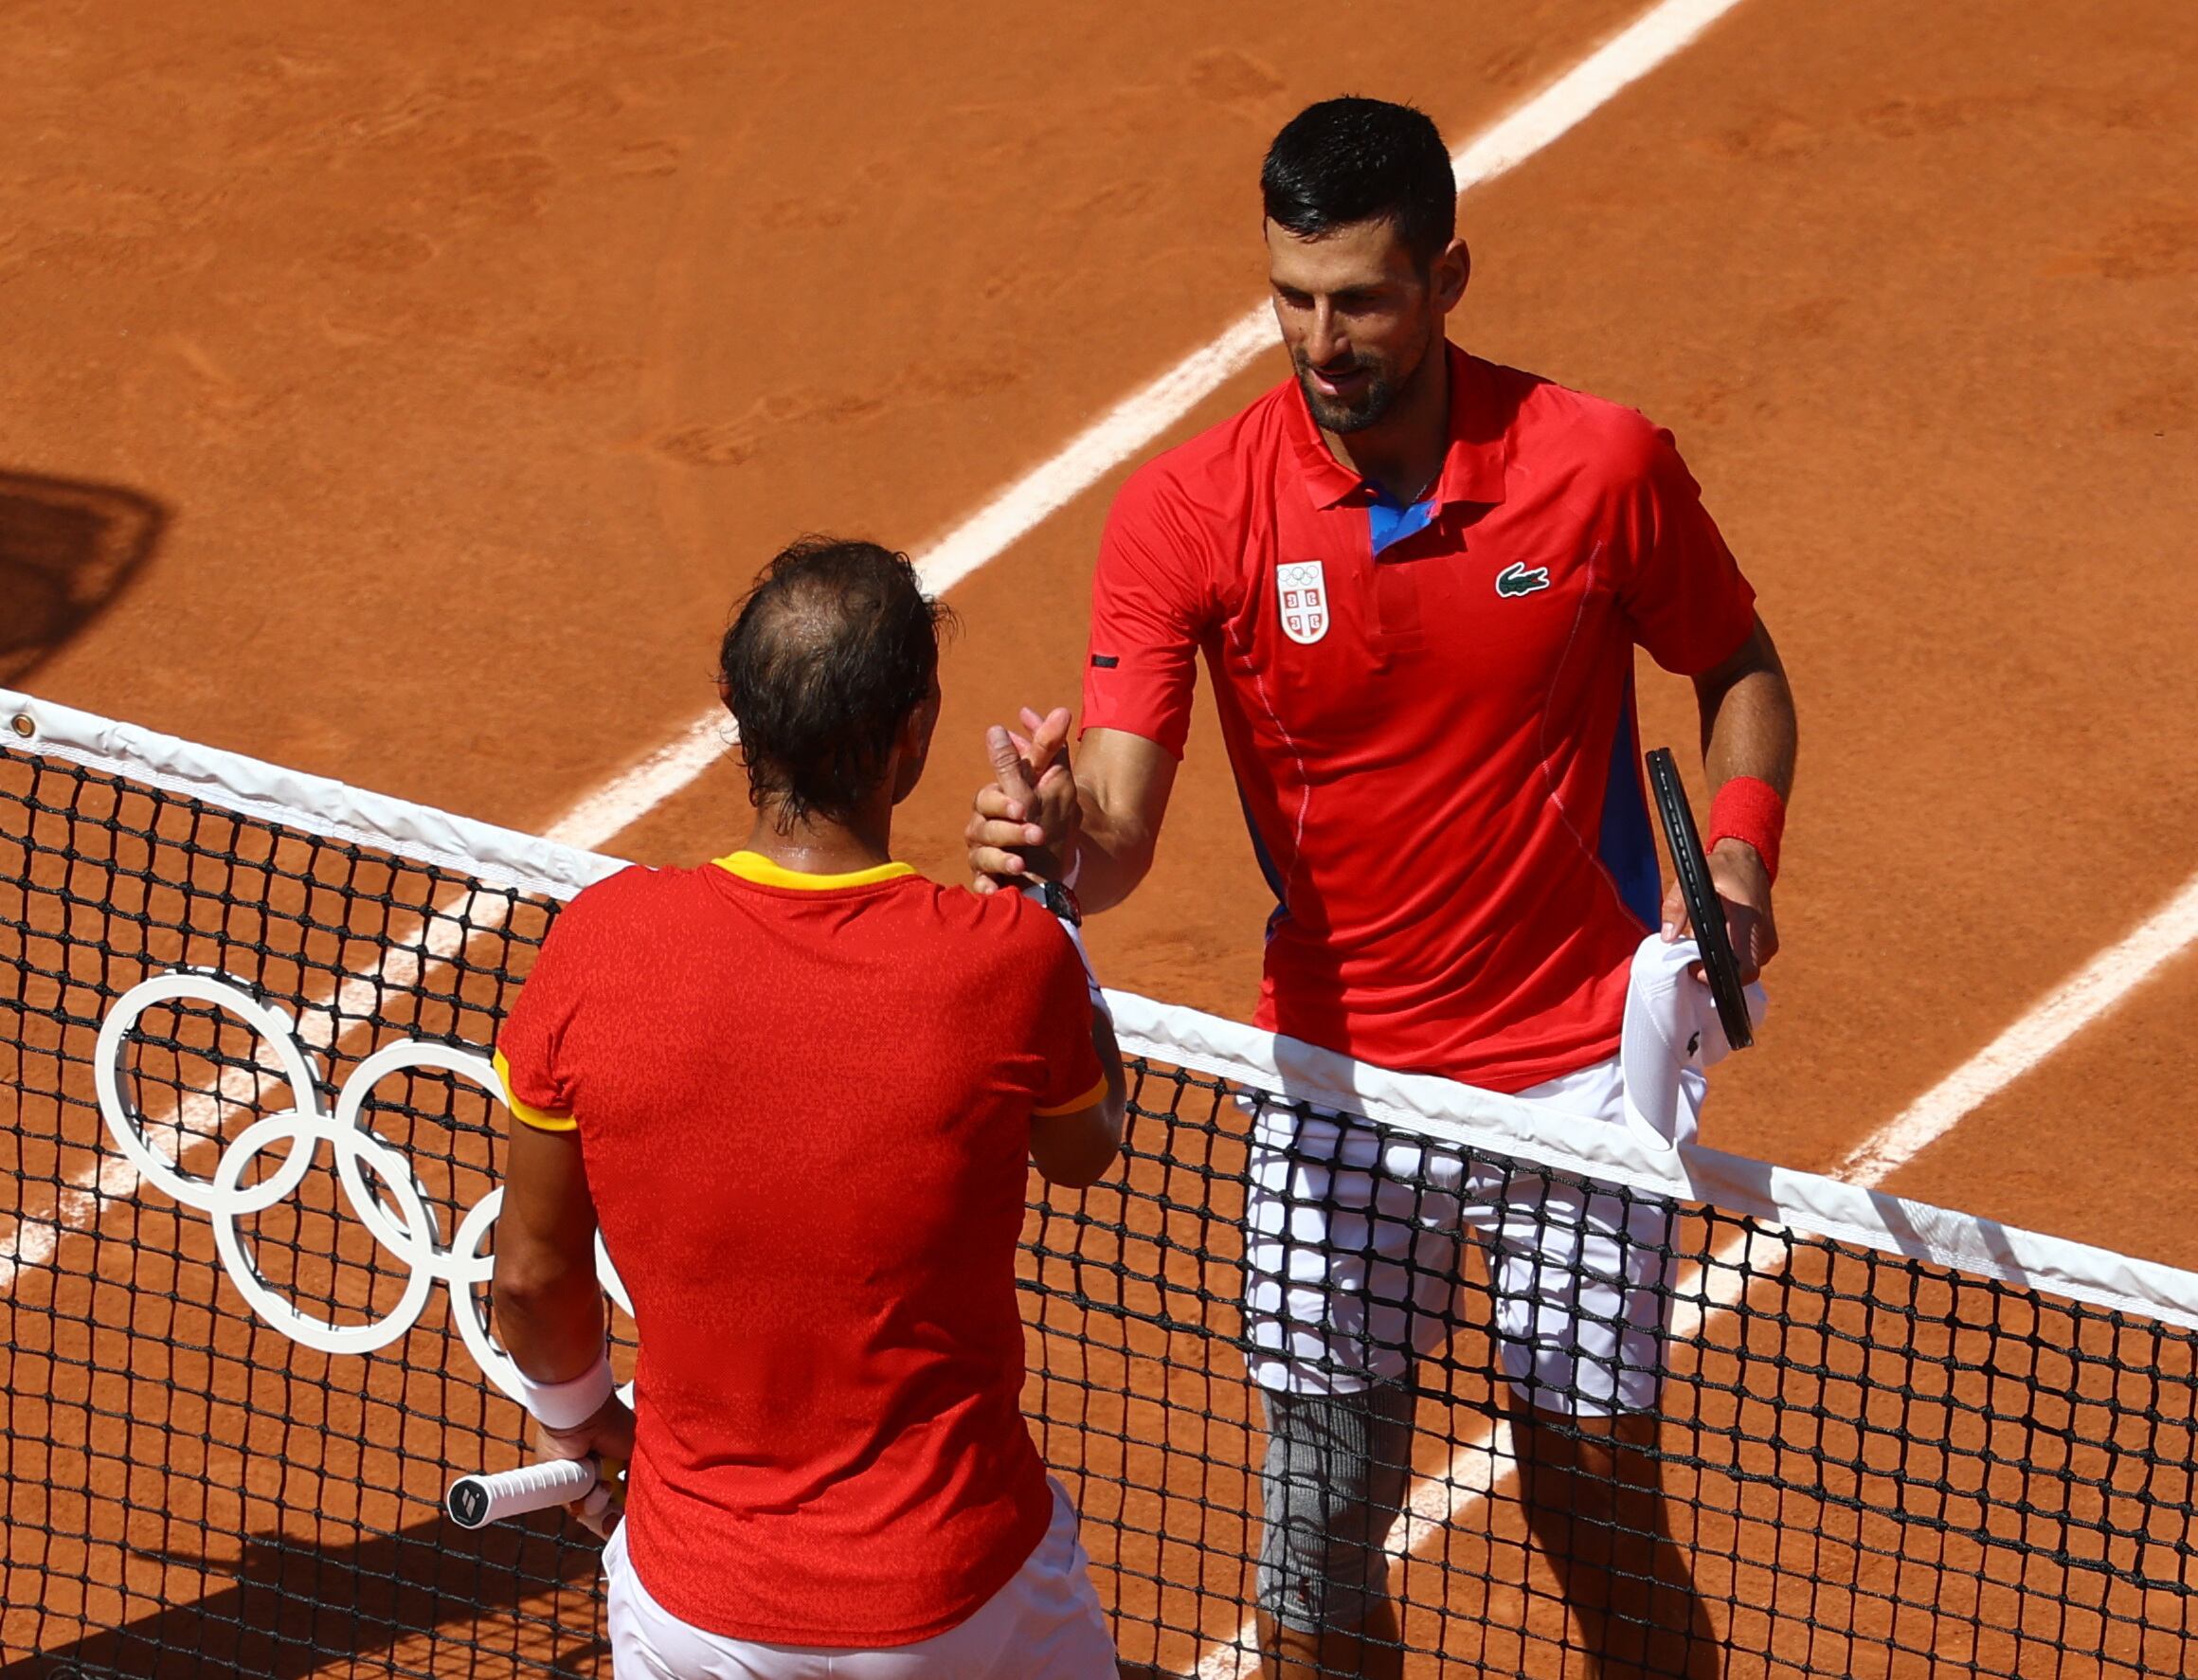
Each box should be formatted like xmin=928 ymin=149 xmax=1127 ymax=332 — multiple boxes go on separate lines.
xmin=1660 ymin=839 xmax=1777 ymax=984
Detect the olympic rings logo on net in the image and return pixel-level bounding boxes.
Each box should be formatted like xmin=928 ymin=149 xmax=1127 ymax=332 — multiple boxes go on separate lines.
xmin=93 ymin=969 xmax=630 ymax=1404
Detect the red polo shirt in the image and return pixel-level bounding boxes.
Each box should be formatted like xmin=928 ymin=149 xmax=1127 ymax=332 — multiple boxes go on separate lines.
xmin=495 ymin=852 xmax=1105 ymax=1646
xmin=1083 ymin=345 xmax=1757 ymax=1092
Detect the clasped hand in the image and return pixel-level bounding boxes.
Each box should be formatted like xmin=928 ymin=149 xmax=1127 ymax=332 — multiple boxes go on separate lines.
xmin=964 ymin=705 xmax=1079 ymax=892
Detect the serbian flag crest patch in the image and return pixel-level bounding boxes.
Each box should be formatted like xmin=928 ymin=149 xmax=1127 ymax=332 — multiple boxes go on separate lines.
xmin=1276 ymin=560 xmax=1328 ymax=645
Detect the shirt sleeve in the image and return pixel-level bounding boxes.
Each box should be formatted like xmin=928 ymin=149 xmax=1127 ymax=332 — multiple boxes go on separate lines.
xmin=1029 ymin=922 xmax=1108 ymax=1116
xmin=1612 ymin=421 xmax=1758 ymax=676
xmin=1080 ymin=463 xmax=1211 ymax=759
xmin=495 ymin=912 xmax=586 ymax=1132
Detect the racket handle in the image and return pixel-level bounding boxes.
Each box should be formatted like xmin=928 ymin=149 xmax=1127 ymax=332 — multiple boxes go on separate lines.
xmin=446 ymin=1456 xmax=599 ymax=1529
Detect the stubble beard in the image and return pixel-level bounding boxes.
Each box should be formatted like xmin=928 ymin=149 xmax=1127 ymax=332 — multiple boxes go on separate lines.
xmin=1293 ymin=359 xmax=1398 ymax=434
xmin=1291 ymin=325 xmax=1432 ymax=435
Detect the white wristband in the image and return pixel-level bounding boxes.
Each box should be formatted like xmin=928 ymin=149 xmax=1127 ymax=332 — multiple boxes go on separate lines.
xmin=516 ymin=1355 xmax=616 ymax=1431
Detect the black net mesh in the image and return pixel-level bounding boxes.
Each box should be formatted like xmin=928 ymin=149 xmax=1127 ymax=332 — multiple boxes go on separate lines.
xmin=5 ymin=738 xmax=2197 ymax=1679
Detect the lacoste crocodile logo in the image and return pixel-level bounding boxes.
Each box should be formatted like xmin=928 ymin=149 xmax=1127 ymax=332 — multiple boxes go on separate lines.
xmin=1494 ymin=562 xmax=1552 ymax=598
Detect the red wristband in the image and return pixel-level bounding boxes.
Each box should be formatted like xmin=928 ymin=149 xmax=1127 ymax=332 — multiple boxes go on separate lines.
xmin=1706 ymin=776 xmax=1786 ymax=883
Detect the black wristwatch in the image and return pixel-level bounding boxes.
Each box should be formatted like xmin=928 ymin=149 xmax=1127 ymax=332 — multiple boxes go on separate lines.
xmin=1018 ymin=877 xmax=1082 ymax=927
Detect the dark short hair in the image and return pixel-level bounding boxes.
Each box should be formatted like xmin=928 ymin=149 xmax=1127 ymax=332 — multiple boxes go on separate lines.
xmin=718 ymin=537 xmax=952 ymax=827
xmin=1261 ymin=98 xmax=1456 ymax=268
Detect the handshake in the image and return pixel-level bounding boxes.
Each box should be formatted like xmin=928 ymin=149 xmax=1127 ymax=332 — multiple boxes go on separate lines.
xmin=963 ymin=705 xmax=1082 ymax=895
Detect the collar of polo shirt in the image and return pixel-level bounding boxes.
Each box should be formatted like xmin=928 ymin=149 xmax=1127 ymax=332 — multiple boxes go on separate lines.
xmin=1286 ymin=342 xmax=1513 ymax=512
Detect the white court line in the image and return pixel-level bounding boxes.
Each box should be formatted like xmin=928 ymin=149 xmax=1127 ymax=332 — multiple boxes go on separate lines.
xmin=1188 ymin=870 xmax=2198 ymax=1677
xmin=536 ymin=0 xmax=1759 ymax=856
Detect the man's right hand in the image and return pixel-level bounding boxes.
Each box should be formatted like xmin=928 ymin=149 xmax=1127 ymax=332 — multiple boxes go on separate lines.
xmin=966 ymin=705 xmax=1079 ymax=894
xmin=535 ymin=1391 xmax=635 ymax=1538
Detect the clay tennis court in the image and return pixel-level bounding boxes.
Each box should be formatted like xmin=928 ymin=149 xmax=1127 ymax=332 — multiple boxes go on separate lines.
xmin=4 ymin=0 xmax=2196 ymax=1674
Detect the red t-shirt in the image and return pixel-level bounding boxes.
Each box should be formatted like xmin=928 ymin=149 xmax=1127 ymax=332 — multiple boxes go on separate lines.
xmin=1083 ymin=345 xmax=1757 ymax=1092
xmin=495 ymin=852 xmax=1105 ymax=1646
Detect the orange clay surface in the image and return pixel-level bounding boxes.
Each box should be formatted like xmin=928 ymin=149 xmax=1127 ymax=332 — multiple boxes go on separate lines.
xmin=5 ymin=0 xmax=2197 ymax=1672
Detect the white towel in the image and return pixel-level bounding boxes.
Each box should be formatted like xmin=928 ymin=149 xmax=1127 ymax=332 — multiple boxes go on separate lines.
xmin=1619 ymin=933 xmax=1768 ymax=1152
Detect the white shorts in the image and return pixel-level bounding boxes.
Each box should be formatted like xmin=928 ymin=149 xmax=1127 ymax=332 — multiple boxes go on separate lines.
xmin=1243 ymin=1056 xmax=1678 ymax=1416
xmin=603 ymin=1476 xmax=1115 ymax=1680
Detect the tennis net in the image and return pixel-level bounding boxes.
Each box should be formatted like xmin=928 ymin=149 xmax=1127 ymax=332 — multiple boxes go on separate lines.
xmin=3 ymin=688 xmax=2195 ymax=1679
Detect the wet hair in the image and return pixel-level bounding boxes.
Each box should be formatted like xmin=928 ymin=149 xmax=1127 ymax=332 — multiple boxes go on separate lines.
xmin=1260 ymin=97 xmax=1456 ymax=269
xmin=717 ymin=537 xmax=952 ymax=827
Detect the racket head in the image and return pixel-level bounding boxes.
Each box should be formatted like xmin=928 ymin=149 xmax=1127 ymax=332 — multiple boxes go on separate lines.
xmin=1645 ymin=748 xmax=1754 ymax=1052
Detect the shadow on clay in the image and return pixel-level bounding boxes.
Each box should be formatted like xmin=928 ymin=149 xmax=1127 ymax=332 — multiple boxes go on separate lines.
xmin=0 ymin=469 xmax=167 ymax=688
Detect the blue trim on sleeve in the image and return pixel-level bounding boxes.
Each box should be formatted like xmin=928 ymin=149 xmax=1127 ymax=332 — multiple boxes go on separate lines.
xmin=1599 ymin=679 xmax=1663 ymax=931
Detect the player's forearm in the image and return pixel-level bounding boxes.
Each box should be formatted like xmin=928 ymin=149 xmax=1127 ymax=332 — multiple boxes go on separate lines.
xmin=1067 ymin=788 xmax=1165 ymax=914
xmin=1695 ymin=621 xmax=1796 ymax=799
xmin=492 ymin=1244 xmax=607 ymax=1383
xmin=1064 ymin=731 xmax=1178 ymax=914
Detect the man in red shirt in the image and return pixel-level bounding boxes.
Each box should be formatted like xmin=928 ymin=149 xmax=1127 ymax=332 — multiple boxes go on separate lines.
xmin=493 ymin=538 xmax=1126 ymax=1678
xmin=967 ymin=100 xmax=1797 ymax=1678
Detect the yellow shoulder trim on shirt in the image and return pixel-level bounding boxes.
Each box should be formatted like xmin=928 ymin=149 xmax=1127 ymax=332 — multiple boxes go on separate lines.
xmin=712 ymin=851 xmax=918 ymax=891
xmin=1034 ymin=1074 xmax=1109 ymax=1119
xmin=493 ymin=1049 xmax=577 ymax=1133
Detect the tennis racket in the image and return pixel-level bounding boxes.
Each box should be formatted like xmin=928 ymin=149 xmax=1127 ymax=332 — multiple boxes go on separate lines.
xmin=1645 ymin=748 xmax=1754 ymax=1053
xmin=446 ymin=1456 xmax=602 ymax=1530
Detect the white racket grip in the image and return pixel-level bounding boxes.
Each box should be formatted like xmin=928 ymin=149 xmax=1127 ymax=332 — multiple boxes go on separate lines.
xmin=446 ymin=1456 xmax=599 ymax=1529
